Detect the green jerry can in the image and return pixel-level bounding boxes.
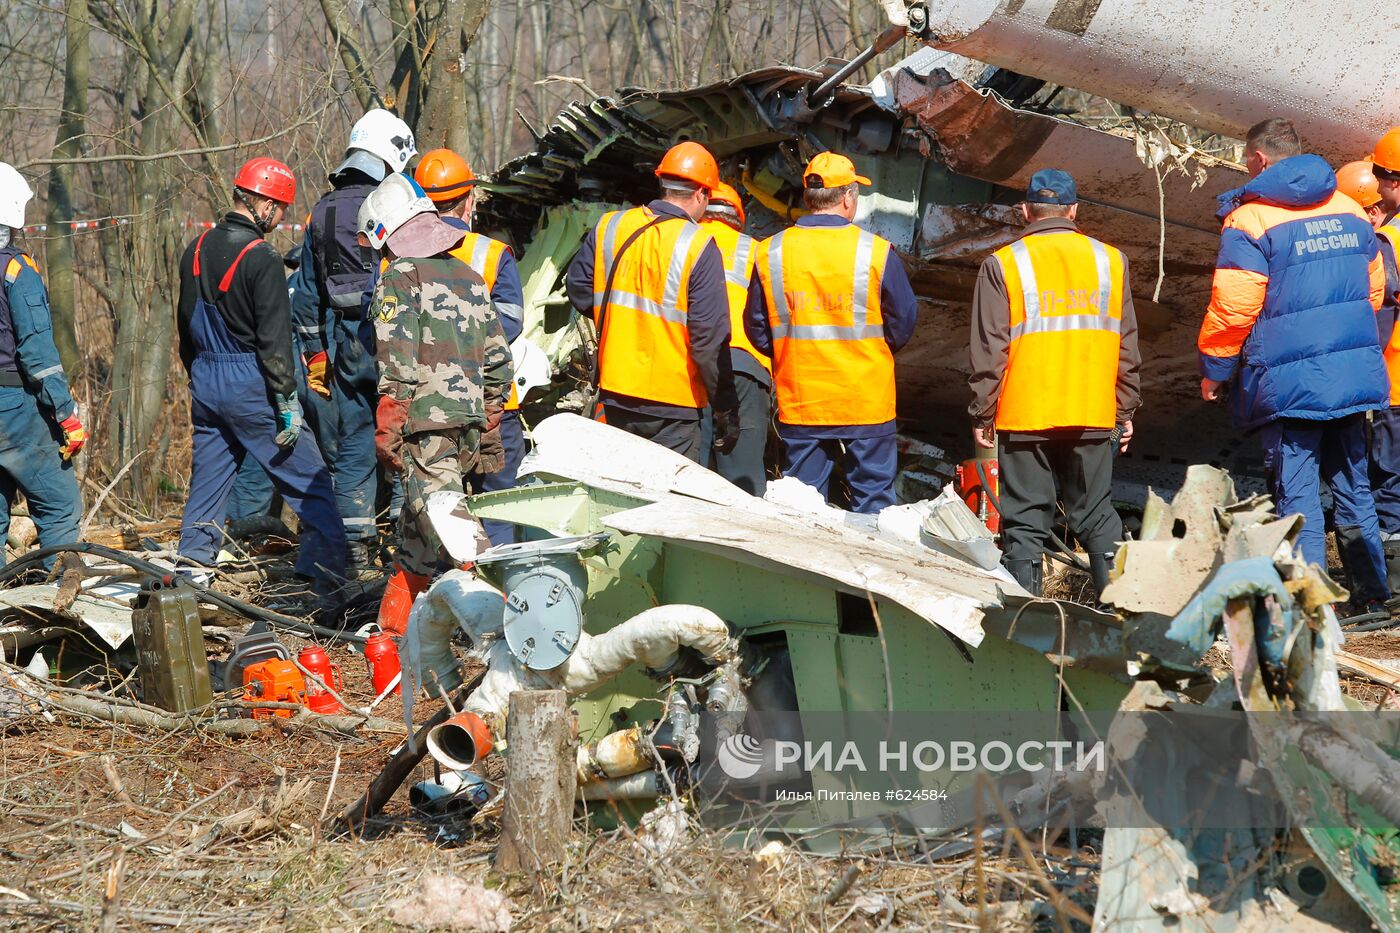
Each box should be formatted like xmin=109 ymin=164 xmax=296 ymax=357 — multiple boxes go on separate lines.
xmin=131 ymin=577 xmax=213 ymax=713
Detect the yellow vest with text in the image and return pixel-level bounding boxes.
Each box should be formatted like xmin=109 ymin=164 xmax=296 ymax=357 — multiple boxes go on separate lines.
xmin=590 ymin=206 xmax=714 ymax=407
xmin=991 ymin=230 xmax=1125 ymax=432
xmin=449 ymin=231 xmax=520 ymax=410
xmin=754 ymin=224 xmax=894 ymax=426
xmin=702 ymin=219 xmax=771 ymax=375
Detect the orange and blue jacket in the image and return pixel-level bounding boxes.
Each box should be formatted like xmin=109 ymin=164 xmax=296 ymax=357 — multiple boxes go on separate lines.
xmin=1198 ymin=154 xmax=1388 ymax=429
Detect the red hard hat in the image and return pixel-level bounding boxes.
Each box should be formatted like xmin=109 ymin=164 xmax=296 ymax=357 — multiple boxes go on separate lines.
xmin=655 ymin=141 xmax=720 ymax=192
xmin=414 ymin=148 xmax=477 ymax=203
xmin=233 ymin=157 xmax=296 ymax=204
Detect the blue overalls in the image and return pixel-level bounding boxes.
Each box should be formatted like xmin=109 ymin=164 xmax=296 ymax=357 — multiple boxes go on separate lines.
xmin=0 ymin=246 xmax=82 ymax=566
xmin=176 ymin=233 xmax=347 ymax=581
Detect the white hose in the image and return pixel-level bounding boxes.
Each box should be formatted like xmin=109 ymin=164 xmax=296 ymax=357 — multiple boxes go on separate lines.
xmin=559 ymin=605 xmax=734 ymax=695
xmin=401 ymin=570 xmax=505 ymax=733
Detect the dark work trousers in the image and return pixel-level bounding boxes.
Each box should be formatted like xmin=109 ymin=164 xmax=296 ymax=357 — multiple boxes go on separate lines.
xmin=468 ymin=410 xmax=528 ymax=546
xmin=603 ymin=403 xmax=703 ymax=463
xmin=301 ymin=314 xmax=379 ymax=548
xmin=998 ymin=434 xmax=1123 ymax=566
xmin=1371 ymin=407 xmax=1400 ymax=537
xmin=781 ymin=432 xmax=898 ymax=514
xmin=1261 ymin=415 xmax=1386 ymax=594
xmin=713 ymin=372 xmax=772 ymax=496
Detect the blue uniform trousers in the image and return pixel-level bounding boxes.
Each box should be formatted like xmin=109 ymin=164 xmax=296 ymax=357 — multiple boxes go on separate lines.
xmin=0 ymin=389 xmax=80 ymax=567
xmin=226 ymin=456 xmax=278 ymax=522
xmin=468 ymin=411 xmax=527 ymax=546
xmin=1261 ymin=414 xmax=1387 ymax=591
xmin=302 ymin=314 xmax=379 ymax=546
xmin=781 ymin=431 xmax=897 ymax=514
xmin=1370 ymin=407 xmax=1400 ymax=537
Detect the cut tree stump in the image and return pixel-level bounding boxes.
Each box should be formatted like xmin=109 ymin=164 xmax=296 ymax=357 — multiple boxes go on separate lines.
xmin=496 ymin=689 xmax=575 ymax=879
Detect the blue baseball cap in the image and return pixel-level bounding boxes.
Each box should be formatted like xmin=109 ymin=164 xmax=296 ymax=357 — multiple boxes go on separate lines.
xmin=1025 ymin=169 xmax=1077 ymax=204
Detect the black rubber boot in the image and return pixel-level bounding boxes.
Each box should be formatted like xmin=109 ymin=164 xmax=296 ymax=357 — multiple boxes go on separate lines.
xmin=1385 ymin=540 xmax=1400 ymax=599
xmin=1335 ymin=525 xmax=1389 ymax=604
xmin=1004 ymin=558 xmax=1043 ymax=597
xmin=1088 ymin=552 xmax=1115 ymax=599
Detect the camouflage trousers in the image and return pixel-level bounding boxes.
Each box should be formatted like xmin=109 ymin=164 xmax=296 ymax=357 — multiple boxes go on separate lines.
xmin=396 ymin=427 xmax=497 ymax=576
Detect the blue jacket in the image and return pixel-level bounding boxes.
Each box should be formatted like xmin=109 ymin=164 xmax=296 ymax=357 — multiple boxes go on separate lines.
xmin=1198 ymin=154 xmax=1388 ymax=429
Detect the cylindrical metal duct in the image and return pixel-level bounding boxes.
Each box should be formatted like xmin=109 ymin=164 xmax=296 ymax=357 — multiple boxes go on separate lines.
xmin=916 ymin=0 xmax=1399 ymax=163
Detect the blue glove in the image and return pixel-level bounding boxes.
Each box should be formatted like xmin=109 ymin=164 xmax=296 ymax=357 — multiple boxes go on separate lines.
xmin=274 ymin=393 xmax=302 ymax=449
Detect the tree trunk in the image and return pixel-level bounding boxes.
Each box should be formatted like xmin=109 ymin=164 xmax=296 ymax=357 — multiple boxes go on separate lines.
xmin=496 ymin=689 xmax=575 ymax=879
xmin=317 ymin=0 xmax=384 ymax=111
xmin=44 ymin=0 xmax=89 ymax=381
xmin=417 ymin=0 xmax=492 ymax=153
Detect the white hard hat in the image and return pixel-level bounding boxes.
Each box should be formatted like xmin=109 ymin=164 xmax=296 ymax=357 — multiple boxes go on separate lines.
xmin=357 ymin=173 xmax=435 ymax=250
xmin=0 ymin=163 xmax=34 ymax=229
xmin=343 ymin=109 xmax=417 ymax=174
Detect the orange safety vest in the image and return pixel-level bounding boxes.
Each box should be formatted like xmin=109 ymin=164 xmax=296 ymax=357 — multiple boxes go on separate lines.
xmin=1378 ymin=223 xmax=1400 ymax=406
xmin=991 ymin=230 xmax=1126 ymax=432
xmin=591 ymin=206 xmax=714 ymax=407
xmin=754 ymin=224 xmax=894 ymax=426
xmin=449 ymin=231 xmax=521 ymax=410
xmin=702 ymin=219 xmax=770 ymax=375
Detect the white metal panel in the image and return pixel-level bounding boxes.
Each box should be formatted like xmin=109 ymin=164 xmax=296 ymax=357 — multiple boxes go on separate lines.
xmin=919 ymin=0 xmax=1400 ymax=162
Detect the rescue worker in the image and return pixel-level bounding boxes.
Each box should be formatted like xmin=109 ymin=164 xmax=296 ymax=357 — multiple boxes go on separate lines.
xmin=1336 ymin=161 xmax=1400 ymax=548
xmin=1199 ymin=119 xmax=1390 ymax=607
xmin=289 ymin=109 xmax=417 ymax=570
xmin=414 ymin=149 xmax=526 ymax=545
xmin=0 ymin=163 xmax=85 ymax=566
xmin=176 ymin=158 xmax=347 ymax=587
xmin=744 ymin=153 xmax=918 ymax=513
xmin=564 ymin=142 xmax=739 ymax=461
xmin=701 ymin=182 xmax=771 ymax=495
xmin=358 ymin=175 xmax=511 ymax=635
xmin=967 ymin=169 xmax=1140 ymax=597
xmin=1373 ymin=128 xmax=1400 ymax=220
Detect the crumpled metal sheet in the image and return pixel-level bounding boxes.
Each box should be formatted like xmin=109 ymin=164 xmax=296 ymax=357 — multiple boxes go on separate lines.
xmin=0 ymin=583 xmax=135 ymax=651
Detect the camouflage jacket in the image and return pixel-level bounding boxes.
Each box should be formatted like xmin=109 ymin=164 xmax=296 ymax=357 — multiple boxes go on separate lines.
xmin=371 ymin=254 xmax=511 ymax=435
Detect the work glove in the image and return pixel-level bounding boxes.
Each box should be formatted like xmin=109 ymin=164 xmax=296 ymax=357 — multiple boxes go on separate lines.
xmin=273 ymin=393 xmax=302 ymax=449
xmin=59 ymin=412 xmax=86 ymax=460
xmin=376 ymin=395 xmax=410 ymax=473
xmin=304 ymin=351 xmax=331 ymax=399
xmin=474 ymin=426 xmax=506 ymax=475
xmin=712 ymin=407 xmax=741 ymax=455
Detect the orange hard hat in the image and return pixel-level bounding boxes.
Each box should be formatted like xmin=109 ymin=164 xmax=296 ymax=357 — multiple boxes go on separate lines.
xmin=414 ymin=148 xmax=476 ymax=203
xmin=1337 ymin=161 xmax=1382 ymax=209
xmin=1373 ymin=128 xmax=1400 ymax=177
xmin=706 ymin=182 xmax=746 ymax=227
xmin=654 ymin=141 xmax=719 ymax=192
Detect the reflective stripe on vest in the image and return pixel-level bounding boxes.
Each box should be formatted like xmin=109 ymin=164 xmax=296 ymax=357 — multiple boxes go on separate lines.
xmin=703 ymin=220 xmax=771 ymax=375
xmin=590 ymin=207 xmax=712 ymax=407
xmin=448 ymin=231 xmax=523 ymax=409
xmin=992 ymin=231 xmax=1124 ymax=432
xmin=756 ymin=224 xmax=895 ymax=426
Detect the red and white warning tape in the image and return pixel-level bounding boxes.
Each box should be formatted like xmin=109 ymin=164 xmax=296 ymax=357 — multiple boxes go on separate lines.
xmin=21 ymin=218 xmax=305 ymax=234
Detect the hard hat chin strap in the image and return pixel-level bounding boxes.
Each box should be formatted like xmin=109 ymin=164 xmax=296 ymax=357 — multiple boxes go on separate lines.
xmin=233 ymin=187 xmax=279 ymax=233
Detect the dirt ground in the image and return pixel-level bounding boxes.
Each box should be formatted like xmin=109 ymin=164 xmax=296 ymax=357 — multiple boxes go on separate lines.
xmin=0 ymin=629 xmax=1099 ymax=931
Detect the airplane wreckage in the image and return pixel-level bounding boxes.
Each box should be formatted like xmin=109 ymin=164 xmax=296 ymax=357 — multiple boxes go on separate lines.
xmin=420 ymin=1 xmax=1395 ymax=928
xmin=6 ymin=2 xmax=1400 ymax=931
